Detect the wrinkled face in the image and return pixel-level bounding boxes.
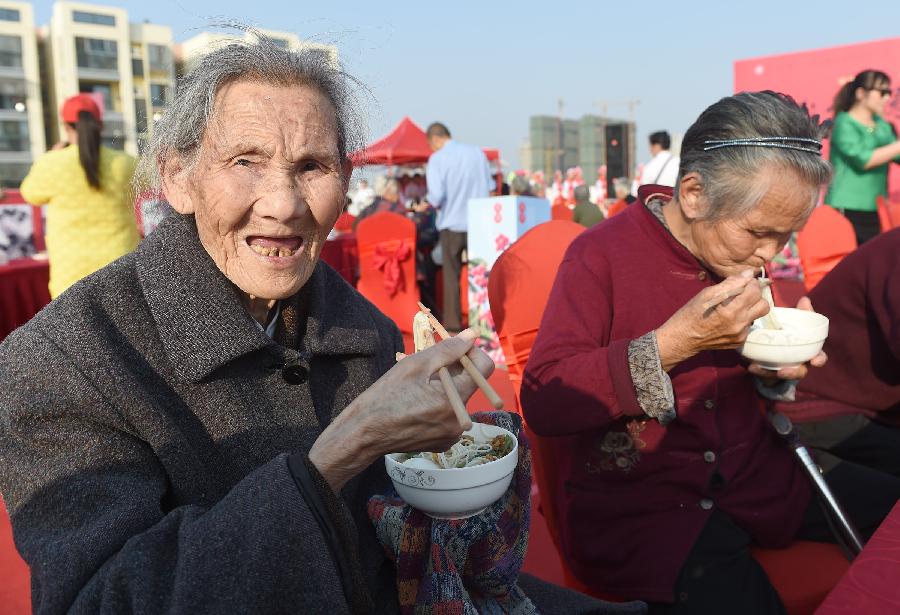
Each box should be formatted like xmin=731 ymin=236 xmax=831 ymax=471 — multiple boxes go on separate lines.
xmin=686 ymin=167 xmax=815 ymax=278
xmin=165 ymin=79 xmax=348 ymax=300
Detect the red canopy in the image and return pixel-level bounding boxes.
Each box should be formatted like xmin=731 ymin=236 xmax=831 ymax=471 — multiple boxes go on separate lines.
xmin=351 ymin=116 xmax=500 ymax=166
xmin=351 ymin=116 xmax=431 ymax=166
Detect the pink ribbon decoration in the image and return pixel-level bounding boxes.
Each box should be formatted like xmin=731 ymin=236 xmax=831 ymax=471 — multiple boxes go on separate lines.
xmin=372 ymin=239 xmax=412 ymax=297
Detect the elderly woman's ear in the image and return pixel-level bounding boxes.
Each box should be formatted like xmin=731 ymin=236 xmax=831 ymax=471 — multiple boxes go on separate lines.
xmin=676 ymin=172 xmax=706 ymax=221
xmin=341 ymin=160 xmax=353 ymax=192
xmin=159 ymin=155 xmax=195 ymax=215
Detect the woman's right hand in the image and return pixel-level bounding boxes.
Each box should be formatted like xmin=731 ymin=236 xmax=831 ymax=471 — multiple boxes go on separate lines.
xmin=308 ymin=328 xmax=494 ymax=491
xmin=655 ymin=272 xmax=771 ymax=371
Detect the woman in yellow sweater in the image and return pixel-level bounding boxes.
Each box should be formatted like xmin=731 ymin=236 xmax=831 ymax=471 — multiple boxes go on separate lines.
xmin=21 ymin=94 xmax=139 ymax=298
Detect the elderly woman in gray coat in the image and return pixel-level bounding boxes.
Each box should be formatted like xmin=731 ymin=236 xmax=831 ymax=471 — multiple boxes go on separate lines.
xmin=0 ymin=36 xmax=640 ymax=615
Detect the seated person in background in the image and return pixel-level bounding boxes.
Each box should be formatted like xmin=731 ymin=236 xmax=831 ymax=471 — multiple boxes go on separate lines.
xmin=510 ymin=175 xmax=534 ymax=196
xmin=352 ymin=177 xmax=405 ymax=230
xmin=773 ymin=227 xmax=900 ymax=480
xmin=607 ymin=176 xmax=637 ymax=218
xmin=522 ymin=91 xmax=900 ymax=615
xmin=572 ymin=184 xmax=604 ymax=228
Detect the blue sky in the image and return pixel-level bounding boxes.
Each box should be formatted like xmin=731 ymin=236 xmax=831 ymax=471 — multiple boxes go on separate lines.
xmin=33 ymin=0 xmax=900 ymax=170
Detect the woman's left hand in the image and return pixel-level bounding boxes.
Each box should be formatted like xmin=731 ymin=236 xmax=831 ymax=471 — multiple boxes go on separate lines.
xmin=747 ymin=296 xmax=828 ymax=382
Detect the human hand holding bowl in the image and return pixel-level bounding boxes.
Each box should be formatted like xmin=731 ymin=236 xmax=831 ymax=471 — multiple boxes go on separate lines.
xmin=656 ymin=272 xmax=771 ymax=371
xmin=308 ymin=328 xmax=494 ymax=491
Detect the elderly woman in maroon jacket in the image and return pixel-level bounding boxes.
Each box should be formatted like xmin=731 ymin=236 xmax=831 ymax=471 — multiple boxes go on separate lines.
xmin=522 ymin=92 xmax=900 ymax=615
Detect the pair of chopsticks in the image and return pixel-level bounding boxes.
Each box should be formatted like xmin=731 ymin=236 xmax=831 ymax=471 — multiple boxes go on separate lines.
xmin=417 ymin=302 xmax=504 ymax=410
xmin=396 ymin=304 xmax=505 ymax=429
xmin=700 ymin=277 xmax=773 ymax=311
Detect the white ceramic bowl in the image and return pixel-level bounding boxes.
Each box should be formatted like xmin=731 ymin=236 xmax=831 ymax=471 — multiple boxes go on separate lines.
xmin=384 ymin=422 xmax=519 ymax=519
xmin=740 ymin=307 xmax=829 ymax=369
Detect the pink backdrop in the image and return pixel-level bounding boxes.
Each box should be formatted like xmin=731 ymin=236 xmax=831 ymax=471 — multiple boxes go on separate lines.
xmin=734 ymin=37 xmax=900 ymax=203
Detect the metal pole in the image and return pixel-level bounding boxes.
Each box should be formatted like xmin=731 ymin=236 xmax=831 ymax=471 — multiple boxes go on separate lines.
xmin=770 ymin=413 xmax=864 ymax=557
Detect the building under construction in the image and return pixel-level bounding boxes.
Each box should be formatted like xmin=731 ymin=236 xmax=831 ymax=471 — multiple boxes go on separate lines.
xmin=525 ymin=114 xmax=636 ymax=192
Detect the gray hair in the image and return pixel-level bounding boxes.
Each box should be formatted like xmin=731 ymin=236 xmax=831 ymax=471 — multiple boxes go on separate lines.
xmin=573 ymin=184 xmax=590 ymax=202
xmin=510 ymin=175 xmax=531 ymax=195
xmin=677 ymin=91 xmax=832 ymax=221
xmin=136 ymin=28 xmax=366 ymax=192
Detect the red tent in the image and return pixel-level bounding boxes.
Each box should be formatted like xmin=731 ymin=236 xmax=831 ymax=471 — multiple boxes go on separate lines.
xmin=351 ymin=116 xmax=501 ymax=166
xmin=351 ymin=116 xmax=431 ymax=166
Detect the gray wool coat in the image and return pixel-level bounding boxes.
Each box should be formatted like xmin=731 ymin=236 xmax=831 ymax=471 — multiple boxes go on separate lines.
xmin=0 ymin=213 xmax=645 ymax=615
xmin=1 ymin=212 xmax=403 ymax=614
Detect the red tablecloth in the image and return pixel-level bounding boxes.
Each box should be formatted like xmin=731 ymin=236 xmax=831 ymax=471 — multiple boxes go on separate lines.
xmin=0 ymin=258 xmax=50 ymax=342
xmin=320 ymin=233 xmax=358 ymax=285
xmin=816 ymin=501 xmax=900 ymax=614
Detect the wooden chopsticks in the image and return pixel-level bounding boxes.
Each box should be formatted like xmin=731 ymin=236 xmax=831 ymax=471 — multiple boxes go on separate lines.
xmin=411 ymin=311 xmax=472 ymax=430
xmin=417 ymin=302 xmax=505 ymax=410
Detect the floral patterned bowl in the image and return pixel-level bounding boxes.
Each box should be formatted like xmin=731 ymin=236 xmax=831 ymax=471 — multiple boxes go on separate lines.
xmin=384 ymin=423 xmax=519 ymax=519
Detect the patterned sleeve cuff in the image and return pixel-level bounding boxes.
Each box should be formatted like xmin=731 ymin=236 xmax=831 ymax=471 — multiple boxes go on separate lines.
xmin=628 ymin=332 xmax=676 ymax=425
xmin=754 ymin=377 xmax=798 ymax=402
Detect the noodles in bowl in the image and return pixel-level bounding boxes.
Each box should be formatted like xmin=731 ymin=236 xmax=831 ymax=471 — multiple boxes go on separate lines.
xmin=398 ymin=433 xmax=515 ymax=470
xmin=384 ymin=422 xmax=519 ymax=519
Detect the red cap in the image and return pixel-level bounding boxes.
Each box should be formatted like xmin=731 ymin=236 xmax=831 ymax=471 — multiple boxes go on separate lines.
xmin=61 ymin=94 xmax=102 ymax=124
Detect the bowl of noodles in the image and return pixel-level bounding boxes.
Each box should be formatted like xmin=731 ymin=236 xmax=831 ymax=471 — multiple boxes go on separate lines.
xmin=384 ymin=422 xmax=519 ymax=519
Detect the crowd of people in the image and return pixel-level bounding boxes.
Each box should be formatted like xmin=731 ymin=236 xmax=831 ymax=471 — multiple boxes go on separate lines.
xmin=1 ymin=29 xmax=899 ymax=615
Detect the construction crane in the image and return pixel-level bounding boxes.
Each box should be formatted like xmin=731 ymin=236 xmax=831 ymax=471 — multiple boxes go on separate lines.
xmin=594 ymin=99 xmax=641 ymax=120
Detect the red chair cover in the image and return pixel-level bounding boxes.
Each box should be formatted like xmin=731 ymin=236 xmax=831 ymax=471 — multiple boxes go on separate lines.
xmin=333 ymin=212 xmax=355 ymax=234
xmin=606 ymin=199 xmax=629 ymax=218
xmin=0 ymin=259 xmax=51 ymax=343
xmin=319 ymin=234 xmax=358 ymax=286
xmin=355 ymin=212 xmax=419 ymax=333
xmin=372 ymin=239 xmax=412 ymax=297
xmin=750 ymin=543 xmax=848 ymax=615
xmin=488 ymin=220 xmax=583 ymax=409
xmin=488 ymin=220 xmax=624 ymax=599
xmin=1 ymin=496 xmax=31 ymax=614
xmin=797 ymin=206 xmax=857 ymax=292
xmin=876 ymin=196 xmax=900 ymax=232
xmin=550 ymin=204 xmax=573 ymax=221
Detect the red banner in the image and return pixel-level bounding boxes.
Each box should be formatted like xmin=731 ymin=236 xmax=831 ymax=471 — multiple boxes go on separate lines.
xmin=734 ymin=37 xmax=900 ymax=202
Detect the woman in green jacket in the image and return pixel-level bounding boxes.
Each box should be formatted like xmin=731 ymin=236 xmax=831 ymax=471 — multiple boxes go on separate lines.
xmin=826 ymin=69 xmax=900 ymax=244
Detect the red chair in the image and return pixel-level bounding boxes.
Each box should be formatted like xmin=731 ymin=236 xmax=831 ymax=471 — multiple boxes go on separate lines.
xmin=876 ymin=195 xmax=900 ymax=232
xmin=488 ymin=220 xmax=583 ymax=411
xmin=796 ymin=205 xmax=857 ymax=292
xmin=606 ymin=199 xmax=629 ymax=218
xmin=355 ymin=212 xmax=419 ymax=333
xmin=1 ymin=496 xmax=31 ymax=614
xmin=488 ymin=220 xmax=849 ymax=613
xmin=333 ymin=211 xmax=355 ymax=234
xmin=487 ymin=220 xmax=597 ymax=592
xmin=550 ymin=203 xmax=573 ymax=221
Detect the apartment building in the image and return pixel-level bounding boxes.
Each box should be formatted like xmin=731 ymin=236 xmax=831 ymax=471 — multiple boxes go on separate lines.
xmin=129 ymin=21 xmax=174 ymax=153
xmin=0 ymin=1 xmax=44 ymax=187
xmin=45 ymin=2 xmax=136 ymax=153
xmin=0 ymin=2 xmax=337 ymax=185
